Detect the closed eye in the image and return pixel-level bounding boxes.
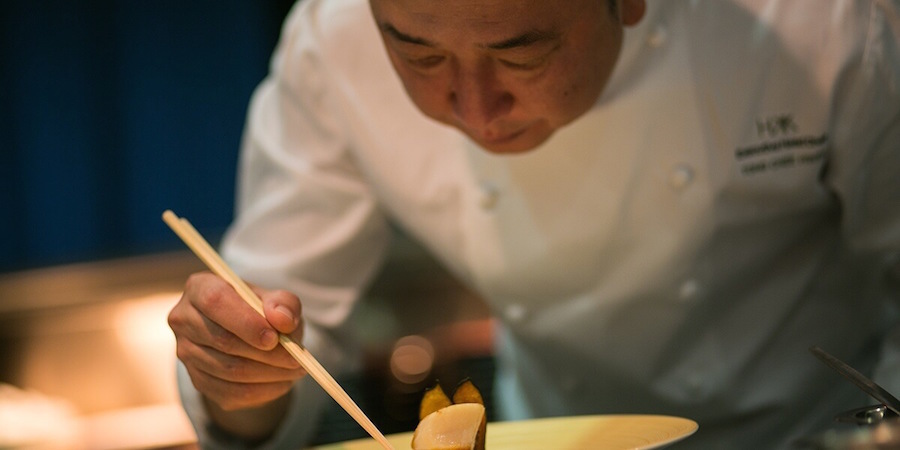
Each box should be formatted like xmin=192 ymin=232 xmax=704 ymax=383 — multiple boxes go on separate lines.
xmin=406 ymin=54 xmax=447 ymax=69
xmin=493 ymin=40 xmax=559 ymax=73
xmin=498 ymin=56 xmax=548 ymax=71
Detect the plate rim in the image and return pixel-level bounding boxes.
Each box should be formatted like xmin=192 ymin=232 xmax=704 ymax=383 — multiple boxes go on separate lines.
xmin=311 ymin=413 xmax=698 ymax=449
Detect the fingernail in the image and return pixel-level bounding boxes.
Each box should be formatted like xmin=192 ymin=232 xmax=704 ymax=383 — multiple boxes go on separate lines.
xmin=260 ymin=328 xmax=277 ymax=347
xmin=275 ymin=305 xmax=298 ymax=326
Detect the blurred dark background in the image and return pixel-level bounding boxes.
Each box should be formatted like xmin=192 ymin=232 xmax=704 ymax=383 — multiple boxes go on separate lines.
xmin=0 ymin=0 xmax=296 ymax=273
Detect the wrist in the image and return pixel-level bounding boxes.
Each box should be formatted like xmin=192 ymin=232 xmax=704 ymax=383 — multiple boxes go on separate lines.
xmin=203 ymin=392 xmax=292 ymax=444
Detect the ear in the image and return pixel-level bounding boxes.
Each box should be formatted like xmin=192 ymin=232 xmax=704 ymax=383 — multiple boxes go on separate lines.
xmin=620 ymin=0 xmax=646 ymax=27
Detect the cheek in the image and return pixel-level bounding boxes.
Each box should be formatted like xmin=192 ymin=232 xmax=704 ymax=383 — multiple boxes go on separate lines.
xmin=524 ymin=65 xmax=601 ymax=127
xmin=394 ymin=70 xmax=453 ymax=124
xmin=540 ymin=42 xmax=621 ymax=126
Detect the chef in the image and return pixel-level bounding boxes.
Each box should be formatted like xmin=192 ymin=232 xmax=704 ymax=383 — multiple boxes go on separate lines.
xmin=167 ymin=0 xmax=900 ymax=448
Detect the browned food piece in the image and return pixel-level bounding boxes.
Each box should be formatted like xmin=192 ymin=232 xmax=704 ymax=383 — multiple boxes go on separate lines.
xmin=472 ymin=407 xmax=487 ymax=450
xmin=415 ymin=380 xmax=487 ymax=449
xmin=451 ymin=379 xmax=484 ymax=405
xmin=419 ymin=383 xmax=453 ymax=421
xmin=411 ymin=403 xmax=486 ymax=450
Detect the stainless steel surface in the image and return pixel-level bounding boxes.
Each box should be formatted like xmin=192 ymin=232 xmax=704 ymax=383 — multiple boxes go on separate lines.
xmin=835 ymin=404 xmax=900 ymax=426
xmin=810 ymin=346 xmax=900 ymax=416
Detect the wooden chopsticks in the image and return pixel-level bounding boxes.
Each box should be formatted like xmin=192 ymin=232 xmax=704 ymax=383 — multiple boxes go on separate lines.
xmin=162 ymin=210 xmax=394 ymax=450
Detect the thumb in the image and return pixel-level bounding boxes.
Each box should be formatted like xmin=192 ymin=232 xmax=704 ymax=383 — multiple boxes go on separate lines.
xmin=259 ymin=289 xmax=303 ymax=337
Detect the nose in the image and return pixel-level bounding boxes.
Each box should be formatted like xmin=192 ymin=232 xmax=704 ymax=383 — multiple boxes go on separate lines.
xmin=449 ymin=60 xmax=513 ymax=135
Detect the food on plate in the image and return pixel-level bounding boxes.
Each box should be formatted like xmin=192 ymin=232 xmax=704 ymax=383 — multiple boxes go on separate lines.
xmin=419 ymin=383 xmax=454 ymax=421
xmin=412 ymin=403 xmax=486 ymax=450
xmin=451 ymin=379 xmax=484 ymax=406
xmin=412 ymin=380 xmax=486 ymax=450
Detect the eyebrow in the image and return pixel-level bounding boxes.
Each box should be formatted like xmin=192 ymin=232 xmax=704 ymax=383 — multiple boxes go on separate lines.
xmin=380 ymin=22 xmax=560 ymax=50
xmin=381 ymin=23 xmax=437 ymax=47
xmin=484 ymin=29 xmax=560 ymax=50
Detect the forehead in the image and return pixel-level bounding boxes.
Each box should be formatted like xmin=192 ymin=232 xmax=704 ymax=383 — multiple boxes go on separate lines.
xmin=370 ymin=0 xmax=592 ymax=43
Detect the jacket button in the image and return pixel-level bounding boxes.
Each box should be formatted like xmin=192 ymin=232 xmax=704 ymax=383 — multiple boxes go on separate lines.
xmin=669 ymin=164 xmax=694 ymax=190
xmin=679 ymin=279 xmax=700 ymax=302
xmin=478 ymin=181 xmax=500 ymax=210
xmin=647 ymin=25 xmax=668 ymax=48
xmin=504 ymin=303 xmax=528 ymax=323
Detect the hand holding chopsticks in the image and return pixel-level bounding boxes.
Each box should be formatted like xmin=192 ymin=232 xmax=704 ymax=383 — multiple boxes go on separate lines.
xmin=162 ymin=210 xmax=394 ymax=449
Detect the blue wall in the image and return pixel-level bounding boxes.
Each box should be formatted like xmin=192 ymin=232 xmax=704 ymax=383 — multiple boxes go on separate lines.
xmin=0 ymin=1 xmax=296 ymax=272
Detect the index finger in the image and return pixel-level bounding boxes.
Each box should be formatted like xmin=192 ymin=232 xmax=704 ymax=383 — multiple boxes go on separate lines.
xmin=186 ymin=272 xmax=280 ymax=351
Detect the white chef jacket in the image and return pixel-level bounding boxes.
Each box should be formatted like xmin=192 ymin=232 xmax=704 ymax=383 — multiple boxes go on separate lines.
xmin=177 ymin=0 xmax=900 ymax=448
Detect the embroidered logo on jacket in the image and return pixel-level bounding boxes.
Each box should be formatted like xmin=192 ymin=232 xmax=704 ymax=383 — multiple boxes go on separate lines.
xmin=736 ymin=113 xmax=828 ymax=176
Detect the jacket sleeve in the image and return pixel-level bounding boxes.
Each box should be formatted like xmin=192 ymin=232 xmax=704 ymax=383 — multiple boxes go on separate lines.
xmin=827 ymin=0 xmax=900 ymax=394
xmin=178 ymin=1 xmax=391 ymax=447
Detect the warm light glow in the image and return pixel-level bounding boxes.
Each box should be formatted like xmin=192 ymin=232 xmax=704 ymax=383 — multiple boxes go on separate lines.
xmin=113 ymin=291 xmax=180 ymax=345
xmin=0 ymin=383 xmax=82 ymax=448
xmin=81 ymin=403 xmax=196 ymax=449
xmin=390 ymin=335 xmax=435 ymax=385
xmin=112 ymin=291 xmax=183 ymax=404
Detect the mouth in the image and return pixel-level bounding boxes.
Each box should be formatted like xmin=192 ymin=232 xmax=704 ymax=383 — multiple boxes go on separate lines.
xmin=477 ymin=126 xmax=529 ymax=148
xmin=455 ymin=120 xmax=551 ymax=154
